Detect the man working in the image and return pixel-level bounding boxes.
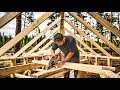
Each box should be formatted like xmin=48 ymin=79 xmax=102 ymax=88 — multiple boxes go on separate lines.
xmin=51 ymin=33 xmax=79 ymax=78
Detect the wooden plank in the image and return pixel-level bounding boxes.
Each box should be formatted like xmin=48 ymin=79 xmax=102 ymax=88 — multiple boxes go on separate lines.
xmin=64 ymin=18 xmax=111 ymax=57
xmin=10 ymin=59 xmax=16 ymax=66
xmin=60 ymin=12 xmax=64 ymax=34
xmin=0 ymin=12 xmax=21 ymax=28
xmin=36 ymin=40 xmax=53 ymax=54
xmin=68 ymin=12 xmax=120 ymax=55
xmin=80 ymin=59 xmax=88 ymax=63
xmin=77 ymin=45 xmax=87 ymax=55
xmin=24 ymin=26 xmax=59 ymax=57
xmin=0 ymin=12 xmax=54 ymax=57
xmin=23 ymin=58 xmax=28 ymax=65
xmin=0 ymin=63 xmax=43 ymax=77
xmin=107 ymin=58 xmax=112 ymax=67
xmin=14 ymin=73 xmax=32 ymax=78
xmin=88 ymin=12 xmax=120 ymax=38
xmin=12 ymin=17 xmax=60 ymax=58
xmin=32 ymin=60 xmax=115 ymax=71
xmin=31 ymin=68 xmax=69 ymax=78
xmin=32 ymin=60 xmax=118 ymax=78
xmin=46 ymin=70 xmax=70 ymax=78
xmin=65 ymin=27 xmax=99 ymax=56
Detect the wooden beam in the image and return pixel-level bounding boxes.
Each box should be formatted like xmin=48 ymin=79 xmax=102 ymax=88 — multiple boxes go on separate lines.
xmin=0 ymin=63 xmax=43 ymax=77
xmin=65 ymin=27 xmax=99 ymax=56
xmin=88 ymin=12 xmax=120 ymax=38
xmin=32 ymin=60 xmax=115 ymax=71
xmin=0 ymin=12 xmax=21 ymax=28
xmin=36 ymin=40 xmax=53 ymax=54
xmin=46 ymin=70 xmax=70 ymax=78
xmin=64 ymin=18 xmax=111 ymax=57
xmin=14 ymin=73 xmax=32 ymax=78
xmin=11 ymin=17 xmax=60 ymax=58
xmin=0 ymin=12 xmax=54 ymax=56
xmin=68 ymin=12 xmax=120 ymax=55
xmin=24 ymin=26 xmax=59 ymax=57
xmin=32 ymin=60 xmax=119 ymax=78
xmin=77 ymin=45 xmax=87 ymax=55
xmin=60 ymin=12 xmax=64 ymax=35
xmin=32 ymin=68 xmax=70 ymax=78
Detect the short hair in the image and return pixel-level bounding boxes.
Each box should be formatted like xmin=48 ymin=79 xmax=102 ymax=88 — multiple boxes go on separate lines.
xmin=54 ymin=33 xmax=64 ymax=42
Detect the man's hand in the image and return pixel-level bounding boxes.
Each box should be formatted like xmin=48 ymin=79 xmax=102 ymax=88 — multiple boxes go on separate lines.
xmin=57 ymin=60 xmax=66 ymax=68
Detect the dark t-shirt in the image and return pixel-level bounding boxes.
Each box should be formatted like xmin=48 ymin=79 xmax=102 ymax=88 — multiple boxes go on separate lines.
xmin=52 ymin=36 xmax=79 ymax=58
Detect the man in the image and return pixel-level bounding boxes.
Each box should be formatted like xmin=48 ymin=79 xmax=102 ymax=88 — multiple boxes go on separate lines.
xmin=51 ymin=33 xmax=79 ymax=78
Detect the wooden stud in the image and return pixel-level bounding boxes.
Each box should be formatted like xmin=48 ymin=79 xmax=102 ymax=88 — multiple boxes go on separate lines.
xmin=23 ymin=58 xmax=28 ymax=65
xmin=60 ymin=12 xmax=64 ymax=35
xmin=65 ymin=27 xmax=99 ymax=56
xmin=36 ymin=40 xmax=53 ymax=54
xmin=107 ymin=58 xmax=112 ymax=67
xmin=77 ymin=45 xmax=87 ymax=55
xmin=11 ymin=59 xmax=16 ymax=66
xmin=0 ymin=12 xmax=21 ymax=28
xmin=64 ymin=18 xmax=111 ymax=57
xmin=88 ymin=12 xmax=120 ymax=38
xmin=0 ymin=12 xmax=54 ymax=56
xmin=68 ymin=12 xmax=120 ymax=55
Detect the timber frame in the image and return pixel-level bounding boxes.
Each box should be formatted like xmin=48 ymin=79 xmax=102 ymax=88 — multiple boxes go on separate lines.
xmin=0 ymin=12 xmax=120 ymax=78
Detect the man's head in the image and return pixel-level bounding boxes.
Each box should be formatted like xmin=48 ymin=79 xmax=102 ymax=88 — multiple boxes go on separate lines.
xmin=54 ymin=33 xmax=65 ymax=46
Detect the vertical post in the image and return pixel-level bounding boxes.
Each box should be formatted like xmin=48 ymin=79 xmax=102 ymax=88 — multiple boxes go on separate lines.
xmin=94 ymin=57 xmax=99 ymax=65
xmin=60 ymin=12 xmax=64 ymax=35
xmin=107 ymin=58 xmax=112 ymax=67
xmin=10 ymin=59 xmax=16 ymax=78
xmin=23 ymin=58 xmax=28 ymax=65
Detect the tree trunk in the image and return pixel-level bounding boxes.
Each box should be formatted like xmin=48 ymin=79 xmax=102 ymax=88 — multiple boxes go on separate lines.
xmin=15 ymin=14 xmax=21 ymax=53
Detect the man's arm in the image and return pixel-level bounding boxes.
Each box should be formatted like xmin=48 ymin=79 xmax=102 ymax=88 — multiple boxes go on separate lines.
xmin=62 ymin=52 xmax=74 ymax=63
xmin=51 ymin=49 xmax=56 ymax=57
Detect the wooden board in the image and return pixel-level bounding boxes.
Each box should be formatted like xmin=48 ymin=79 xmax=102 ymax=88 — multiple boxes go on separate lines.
xmin=65 ymin=27 xmax=99 ymax=56
xmin=0 ymin=63 xmax=43 ymax=77
xmin=36 ymin=40 xmax=53 ymax=54
xmin=32 ymin=60 xmax=119 ymax=78
xmin=14 ymin=73 xmax=32 ymax=78
xmin=24 ymin=26 xmax=59 ymax=57
xmin=88 ymin=12 xmax=120 ymax=38
xmin=0 ymin=12 xmax=54 ymax=57
xmin=64 ymin=18 xmax=111 ymax=57
xmin=77 ymin=45 xmax=87 ymax=55
xmin=60 ymin=12 xmax=65 ymax=34
xmin=0 ymin=12 xmax=21 ymax=28
xmin=12 ymin=17 xmax=60 ymax=58
xmin=32 ymin=68 xmax=70 ymax=78
xmin=68 ymin=12 xmax=120 ymax=55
